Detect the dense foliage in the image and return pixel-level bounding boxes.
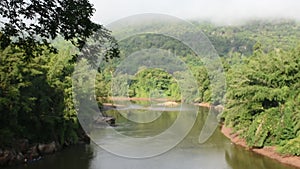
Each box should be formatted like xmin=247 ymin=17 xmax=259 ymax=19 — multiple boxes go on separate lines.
xmin=222 ymin=44 xmax=300 ymax=155
xmin=194 ymin=20 xmax=300 ymax=56
xmin=0 ymin=0 xmax=111 ymax=57
xmin=95 ymin=34 xmax=210 ymax=103
xmin=128 ymin=68 xmax=181 ymax=100
xmin=1 ymin=11 xmax=300 ymax=158
xmin=0 ymin=41 xmax=80 ymax=146
xmin=97 ymin=19 xmax=300 ymax=156
xmin=0 ymin=0 xmax=118 ymax=147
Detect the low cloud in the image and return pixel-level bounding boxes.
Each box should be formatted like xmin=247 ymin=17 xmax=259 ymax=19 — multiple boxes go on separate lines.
xmin=91 ymin=0 xmax=300 ymax=25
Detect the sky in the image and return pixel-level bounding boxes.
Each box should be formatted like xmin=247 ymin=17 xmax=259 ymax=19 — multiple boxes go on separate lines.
xmin=90 ymin=0 xmax=300 ymax=25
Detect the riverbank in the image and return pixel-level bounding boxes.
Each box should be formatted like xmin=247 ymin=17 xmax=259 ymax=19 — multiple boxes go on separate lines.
xmin=0 ymin=140 xmax=58 ymax=166
xmin=221 ymin=125 xmax=300 ymax=168
xmin=107 ymin=97 xmax=171 ymax=102
xmin=105 ymin=97 xmax=215 ymax=108
xmin=0 ymin=132 xmax=90 ymax=167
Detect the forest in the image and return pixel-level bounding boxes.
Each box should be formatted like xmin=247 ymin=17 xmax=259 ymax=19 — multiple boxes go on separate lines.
xmin=1 ymin=7 xmax=300 ymax=165
xmin=94 ymin=19 xmax=300 ymax=156
xmin=0 ymin=0 xmax=118 ymax=162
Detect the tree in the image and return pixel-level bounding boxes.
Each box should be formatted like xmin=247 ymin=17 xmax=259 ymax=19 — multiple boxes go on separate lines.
xmin=0 ymin=0 xmax=114 ymax=58
xmin=0 ymin=0 xmax=119 ymax=146
xmin=222 ymin=45 xmax=300 ymax=155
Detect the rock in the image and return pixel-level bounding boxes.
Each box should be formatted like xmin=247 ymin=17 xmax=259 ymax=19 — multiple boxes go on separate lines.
xmin=24 ymin=145 xmax=40 ymax=162
xmin=0 ymin=150 xmax=11 ymax=166
xmin=13 ymin=152 xmax=24 ymax=165
xmin=25 ymin=145 xmax=40 ymax=160
xmin=37 ymin=141 xmax=57 ymax=155
xmin=0 ymin=149 xmax=23 ymax=166
xmin=94 ymin=116 xmax=116 ymax=126
xmin=213 ymin=105 xmax=224 ymax=112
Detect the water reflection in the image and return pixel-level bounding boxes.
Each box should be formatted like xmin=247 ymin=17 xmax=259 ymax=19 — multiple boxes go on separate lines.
xmin=7 ymin=104 xmax=298 ymax=169
xmin=8 ymin=145 xmax=94 ymax=169
xmin=89 ymin=104 xmax=297 ymax=169
xmin=225 ymin=145 xmax=299 ymax=169
xmin=91 ymin=103 xmax=198 ymax=158
xmin=89 ymin=106 xmax=230 ymax=169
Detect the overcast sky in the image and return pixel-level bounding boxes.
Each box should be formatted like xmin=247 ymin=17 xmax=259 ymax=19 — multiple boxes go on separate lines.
xmin=90 ymin=0 xmax=300 ymax=25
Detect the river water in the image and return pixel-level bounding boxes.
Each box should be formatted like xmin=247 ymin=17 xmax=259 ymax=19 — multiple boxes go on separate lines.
xmin=9 ymin=104 xmax=298 ymax=169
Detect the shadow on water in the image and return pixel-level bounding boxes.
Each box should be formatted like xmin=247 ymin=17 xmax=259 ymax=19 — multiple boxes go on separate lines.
xmin=6 ymin=145 xmax=94 ymax=169
xmin=225 ymin=145 xmax=299 ymax=169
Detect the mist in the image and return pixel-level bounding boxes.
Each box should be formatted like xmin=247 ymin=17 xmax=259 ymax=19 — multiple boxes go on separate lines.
xmin=90 ymin=0 xmax=300 ymax=25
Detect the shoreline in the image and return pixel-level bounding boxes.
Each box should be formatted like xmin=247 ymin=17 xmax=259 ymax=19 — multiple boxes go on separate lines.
xmin=0 ymin=141 xmax=89 ymax=167
xmin=105 ymin=97 xmax=213 ymax=108
xmin=107 ymin=97 xmax=172 ymax=102
xmin=221 ymin=125 xmax=300 ymax=168
xmin=0 ymin=132 xmax=90 ymax=167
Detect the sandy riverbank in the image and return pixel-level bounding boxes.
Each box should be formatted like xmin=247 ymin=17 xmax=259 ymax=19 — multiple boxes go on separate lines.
xmin=106 ymin=97 xmax=213 ymax=108
xmin=107 ymin=97 xmax=171 ymax=102
xmin=221 ymin=125 xmax=300 ymax=168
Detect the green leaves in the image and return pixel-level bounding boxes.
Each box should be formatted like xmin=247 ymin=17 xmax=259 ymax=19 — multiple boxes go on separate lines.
xmin=245 ymin=108 xmax=280 ymax=147
xmin=128 ymin=68 xmax=181 ymax=100
xmin=223 ymin=43 xmax=300 ymax=155
xmin=278 ymin=135 xmax=300 ymax=156
xmin=0 ymin=38 xmax=81 ymax=145
xmin=0 ymin=0 xmax=111 ymax=57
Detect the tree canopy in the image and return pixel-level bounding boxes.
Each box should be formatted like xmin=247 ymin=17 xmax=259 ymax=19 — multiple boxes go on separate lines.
xmin=0 ymin=0 xmax=113 ymax=57
xmin=0 ymin=0 xmax=118 ymax=147
xmin=222 ymin=44 xmax=300 ymax=155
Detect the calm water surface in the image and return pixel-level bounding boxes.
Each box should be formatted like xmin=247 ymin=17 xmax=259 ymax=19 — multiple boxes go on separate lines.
xmin=8 ymin=103 xmax=298 ymax=169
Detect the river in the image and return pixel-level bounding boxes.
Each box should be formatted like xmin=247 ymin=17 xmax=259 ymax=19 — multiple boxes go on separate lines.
xmin=8 ymin=103 xmax=298 ymax=169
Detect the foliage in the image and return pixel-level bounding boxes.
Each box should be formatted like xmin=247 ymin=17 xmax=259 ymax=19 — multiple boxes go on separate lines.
xmin=277 ymin=135 xmax=300 ymax=156
xmin=0 ymin=39 xmax=81 ymax=146
xmin=222 ymin=44 xmax=300 ymax=155
xmin=129 ymin=68 xmax=181 ymax=100
xmin=1 ymin=14 xmax=300 ymax=158
xmin=118 ymin=33 xmax=195 ymax=57
xmin=195 ymin=19 xmax=300 ymax=56
xmin=0 ymin=0 xmax=120 ymax=148
xmin=0 ymin=0 xmax=114 ymax=58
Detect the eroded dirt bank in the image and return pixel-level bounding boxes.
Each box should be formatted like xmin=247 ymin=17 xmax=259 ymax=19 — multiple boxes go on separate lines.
xmin=221 ymin=125 xmax=300 ymax=169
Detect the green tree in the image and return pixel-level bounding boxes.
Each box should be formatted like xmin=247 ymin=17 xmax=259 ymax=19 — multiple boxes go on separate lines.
xmin=223 ymin=45 xmax=300 ymax=155
xmin=0 ymin=0 xmax=114 ymax=58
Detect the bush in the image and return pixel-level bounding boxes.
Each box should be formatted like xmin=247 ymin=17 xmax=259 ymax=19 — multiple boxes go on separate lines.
xmin=277 ymin=136 xmax=300 ymax=156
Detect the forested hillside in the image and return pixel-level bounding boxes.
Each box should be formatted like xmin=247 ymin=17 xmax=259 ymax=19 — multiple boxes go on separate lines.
xmin=96 ymin=19 xmax=300 ymax=156
xmin=1 ymin=18 xmax=300 ymax=158
xmin=223 ymin=44 xmax=300 ymax=155
xmin=194 ymin=19 xmax=300 ymax=56
xmin=197 ymin=20 xmax=300 ymax=155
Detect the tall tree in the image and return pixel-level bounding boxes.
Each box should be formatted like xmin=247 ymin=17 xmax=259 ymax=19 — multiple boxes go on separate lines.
xmin=0 ymin=0 xmax=119 ymax=146
xmin=223 ymin=46 xmax=300 ymax=155
xmin=0 ymin=0 xmax=115 ymax=58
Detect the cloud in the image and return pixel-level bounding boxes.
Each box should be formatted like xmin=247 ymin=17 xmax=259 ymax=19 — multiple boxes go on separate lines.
xmin=90 ymin=0 xmax=300 ymax=25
